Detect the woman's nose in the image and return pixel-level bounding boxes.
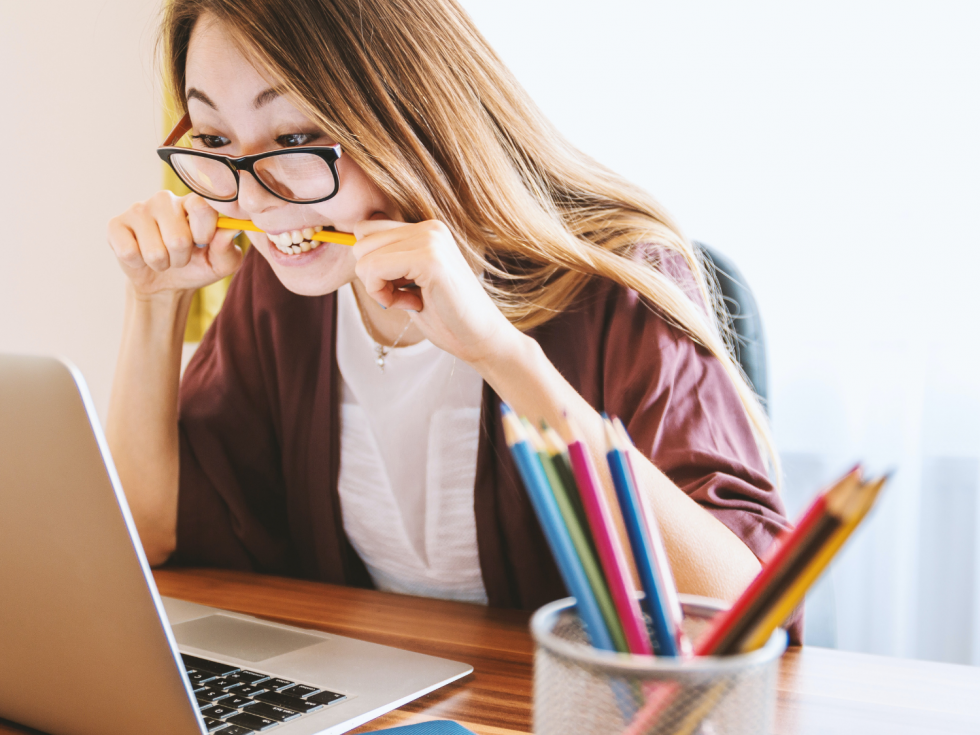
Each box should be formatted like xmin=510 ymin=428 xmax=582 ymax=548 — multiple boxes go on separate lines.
xmin=236 ymin=171 xmax=281 ymax=214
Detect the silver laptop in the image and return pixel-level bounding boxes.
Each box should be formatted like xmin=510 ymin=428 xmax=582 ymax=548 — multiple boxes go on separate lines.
xmin=0 ymin=354 xmax=472 ymax=735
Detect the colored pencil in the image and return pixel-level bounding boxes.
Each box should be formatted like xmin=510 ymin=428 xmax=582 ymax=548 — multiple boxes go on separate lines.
xmin=216 ymin=216 xmax=357 ymax=246
xmin=738 ymin=474 xmax=887 ymax=652
xmin=557 ymin=415 xmax=653 ymax=656
xmin=540 ymin=424 xmax=594 ymax=554
xmin=523 ymin=419 xmax=629 ymax=653
xmin=612 ymin=417 xmax=692 ymax=658
xmin=694 ymin=465 xmax=864 ymax=656
xmin=604 ymin=418 xmax=680 ymax=657
xmin=500 ymin=405 xmax=615 ymax=651
xmin=624 ymin=468 xmax=883 ymax=735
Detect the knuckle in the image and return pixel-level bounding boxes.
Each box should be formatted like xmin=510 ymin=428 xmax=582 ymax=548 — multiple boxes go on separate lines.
xmin=150 ymin=189 xmax=173 ymax=205
xmin=422 ymin=219 xmax=449 ymax=237
xmin=169 ymin=233 xmax=193 ymax=252
xmin=183 ymin=192 xmax=206 ymax=209
xmin=118 ymin=246 xmax=143 ymax=267
xmin=144 ymin=251 xmax=169 ymax=270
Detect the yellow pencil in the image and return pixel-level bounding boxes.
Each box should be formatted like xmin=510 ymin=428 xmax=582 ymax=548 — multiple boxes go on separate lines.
xmin=216 ymin=217 xmax=357 ymax=246
xmin=738 ymin=475 xmax=887 ymax=652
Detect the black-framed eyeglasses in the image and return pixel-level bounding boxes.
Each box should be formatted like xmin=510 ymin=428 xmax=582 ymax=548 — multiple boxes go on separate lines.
xmin=157 ymin=113 xmax=342 ymax=204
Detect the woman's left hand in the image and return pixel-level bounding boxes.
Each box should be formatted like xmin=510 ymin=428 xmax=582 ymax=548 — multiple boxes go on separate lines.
xmin=352 ymin=218 xmax=520 ymax=367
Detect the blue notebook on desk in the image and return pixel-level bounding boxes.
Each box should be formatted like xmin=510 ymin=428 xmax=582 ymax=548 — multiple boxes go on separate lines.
xmin=374 ymin=722 xmax=475 ymax=735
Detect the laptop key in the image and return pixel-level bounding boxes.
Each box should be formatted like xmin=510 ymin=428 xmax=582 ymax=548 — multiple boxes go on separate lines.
xmin=280 ymin=684 xmax=319 ymax=698
xmin=307 ymin=689 xmax=347 ymax=706
xmin=254 ymin=691 xmax=324 ymax=713
xmin=265 ymin=678 xmax=295 ymax=691
xmin=235 ymin=684 xmax=270 ymax=698
xmin=182 ymin=654 xmax=241 ymax=676
xmin=225 ymin=712 xmax=279 ymax=731
xmin=222 ymin=695 xmax=255 ymax=709
xmin=241 ymin=702 xmax=302 ymax=722
xmin=225 ymin=670 xmax=270 ymax=685
xmin=198 ymin=687 xmax=233 ymax=703
xmin=210 ymin=676 xmax=244 ymax=691
xmin=202 ymin=716 xmax=229 ymax=732
xmin=217 ymin=727 xmax=252 ymax=735
xmin=206 ymin=704 xmax=240 ymax=719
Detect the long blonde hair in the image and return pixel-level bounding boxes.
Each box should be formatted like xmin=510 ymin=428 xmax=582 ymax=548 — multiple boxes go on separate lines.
xmin=161 ymin=0 xmax=779 ymax=479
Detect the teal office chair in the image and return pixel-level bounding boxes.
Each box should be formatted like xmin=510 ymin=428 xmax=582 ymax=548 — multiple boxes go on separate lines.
xmin=696 ymin=243 xmax=768 ymax=412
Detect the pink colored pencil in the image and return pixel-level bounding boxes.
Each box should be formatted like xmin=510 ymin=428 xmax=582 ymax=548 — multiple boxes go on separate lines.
xmin=558 ymin=415 xmax=653 ymax=656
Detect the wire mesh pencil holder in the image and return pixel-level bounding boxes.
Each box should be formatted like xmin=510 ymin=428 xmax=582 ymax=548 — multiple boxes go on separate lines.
xmin=531 ymin=595 xmax=787 ymax=735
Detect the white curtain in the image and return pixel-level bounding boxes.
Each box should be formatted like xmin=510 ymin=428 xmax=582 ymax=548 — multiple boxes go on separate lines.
xmin=777 ymin=340 xmax=980 ymax=663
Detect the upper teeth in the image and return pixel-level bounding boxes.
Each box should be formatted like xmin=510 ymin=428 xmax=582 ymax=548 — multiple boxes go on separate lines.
xmin=270 ymin=226 xmax=325 ymax=255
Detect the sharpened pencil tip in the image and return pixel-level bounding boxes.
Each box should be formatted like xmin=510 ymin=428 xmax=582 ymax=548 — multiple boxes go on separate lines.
xmin=501 ymin=408 xmax=524 ymax=447
xmin=541 ymin=426 xmax=568 ymax=456
xmin=612 ymin=417 xmax=635 ymax=448
xmin=555 ymin=409 xmax=576 ymax=444
xmin=602 ymin=416 xmax=619 ymax=451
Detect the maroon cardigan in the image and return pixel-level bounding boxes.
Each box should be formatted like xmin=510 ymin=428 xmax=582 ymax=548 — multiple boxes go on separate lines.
xmin=175 ymin=248 xmax=801 ymax=642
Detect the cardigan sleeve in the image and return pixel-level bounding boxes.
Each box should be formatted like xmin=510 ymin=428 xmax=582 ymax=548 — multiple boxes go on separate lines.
xmin=171 ymin=249 xmax=294 ymax=572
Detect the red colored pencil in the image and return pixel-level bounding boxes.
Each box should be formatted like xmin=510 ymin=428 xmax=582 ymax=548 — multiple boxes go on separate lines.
xmin=695 ymin=466 xmax=863 ymax=656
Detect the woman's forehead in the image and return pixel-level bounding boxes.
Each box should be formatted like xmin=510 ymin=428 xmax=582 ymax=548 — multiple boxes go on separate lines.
xmin=183 ymin=12 xmax=338 ymax=135
xmin=186 ymin=18 xmax=268 ymax=98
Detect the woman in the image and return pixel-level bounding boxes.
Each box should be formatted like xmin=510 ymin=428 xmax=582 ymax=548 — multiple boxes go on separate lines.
xmin=107 ymin=0 xmax=793 ymax=628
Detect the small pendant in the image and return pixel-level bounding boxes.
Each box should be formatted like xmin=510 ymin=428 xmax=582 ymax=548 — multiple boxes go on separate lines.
xmin=375 ymin=345 xmax=388 ymax=372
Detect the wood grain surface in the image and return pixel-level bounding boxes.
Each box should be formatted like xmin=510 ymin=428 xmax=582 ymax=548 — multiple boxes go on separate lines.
xmin=2 ymin=567 xmax=979 ymax=735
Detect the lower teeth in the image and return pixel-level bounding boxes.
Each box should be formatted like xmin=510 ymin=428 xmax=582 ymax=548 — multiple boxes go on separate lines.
xmin=278 ymin=239 xmax=318 ymax=255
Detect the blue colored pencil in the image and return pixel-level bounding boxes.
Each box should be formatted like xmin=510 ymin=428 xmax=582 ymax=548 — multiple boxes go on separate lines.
xmin=501 ymin=405 xmax=616 ymax=652
xmin=613 ymin=417 xmax=691 ymax=657
xmin=603 ymin=418 xmax=680 ymax=656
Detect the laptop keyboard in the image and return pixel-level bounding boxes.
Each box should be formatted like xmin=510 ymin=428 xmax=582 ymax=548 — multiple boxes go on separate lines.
xmin=182 ymin=653 xmax=347 ymax=733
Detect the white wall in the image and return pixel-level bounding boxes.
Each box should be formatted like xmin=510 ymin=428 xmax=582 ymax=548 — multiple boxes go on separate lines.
xmin=457 ymin=0 xmax=980 ymax=661
xmin=1 ymin=0 xmax=977 ymax=663
xmin=0 ymin=0 xmax=161 ymax=418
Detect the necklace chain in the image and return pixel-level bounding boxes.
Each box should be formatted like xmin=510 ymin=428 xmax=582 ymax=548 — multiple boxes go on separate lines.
xmin=353 ymin=290 xmax=413 ymax=373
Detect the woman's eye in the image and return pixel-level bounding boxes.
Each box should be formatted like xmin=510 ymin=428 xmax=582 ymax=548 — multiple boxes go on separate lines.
xmin=191 ymin=134 xmax=231 ymax=149
xmin=277 ymin=133 xmax=320 ymax=147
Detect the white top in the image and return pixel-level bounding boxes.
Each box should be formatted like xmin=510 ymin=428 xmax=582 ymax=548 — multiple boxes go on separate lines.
xmin=335 ymin=283 xmax=488 ymax=604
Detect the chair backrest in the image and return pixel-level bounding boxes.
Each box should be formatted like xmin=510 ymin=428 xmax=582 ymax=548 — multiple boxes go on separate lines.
xmin=695 ymin=243 xmax=769 ymax=413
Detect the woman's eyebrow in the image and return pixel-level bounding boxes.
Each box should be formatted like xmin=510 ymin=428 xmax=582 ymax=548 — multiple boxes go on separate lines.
xmin=253 ymin=87 xmax=283 ymax=109
xmin=187 ymin=88 xmax=217 ymax=109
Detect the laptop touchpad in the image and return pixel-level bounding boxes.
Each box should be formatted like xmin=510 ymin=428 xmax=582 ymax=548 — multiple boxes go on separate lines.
xmin=173 ymin=615 xmax=324 ymax=663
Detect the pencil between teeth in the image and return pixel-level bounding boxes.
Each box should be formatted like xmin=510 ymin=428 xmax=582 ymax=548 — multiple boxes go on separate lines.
xmin=216 ymin=217 xmax=357 ymax=246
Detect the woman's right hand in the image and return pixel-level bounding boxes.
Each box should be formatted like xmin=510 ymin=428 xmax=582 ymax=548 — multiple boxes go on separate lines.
xmin=108 ymin=191 xmax=243 ymax=297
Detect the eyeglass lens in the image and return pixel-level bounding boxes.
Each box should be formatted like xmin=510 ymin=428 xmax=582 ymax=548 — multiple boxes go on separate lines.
xmin=170 ymin=154 xmax=238 ymax=200
xmin=170 ymin=152 xmax=337 ymax=203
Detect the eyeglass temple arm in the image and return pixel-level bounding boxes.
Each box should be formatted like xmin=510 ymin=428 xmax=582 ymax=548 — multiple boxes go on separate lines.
xmin=163 ymin=113 xmax=192 ymax=147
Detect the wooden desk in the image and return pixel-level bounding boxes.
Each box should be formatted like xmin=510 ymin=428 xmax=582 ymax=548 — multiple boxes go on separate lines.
xmin=2 ymin=568 xmax=979 ymax=734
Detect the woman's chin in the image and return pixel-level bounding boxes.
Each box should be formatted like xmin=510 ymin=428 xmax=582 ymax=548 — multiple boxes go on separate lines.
xmin=259 ymin=241 xmax=353 ymax=297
